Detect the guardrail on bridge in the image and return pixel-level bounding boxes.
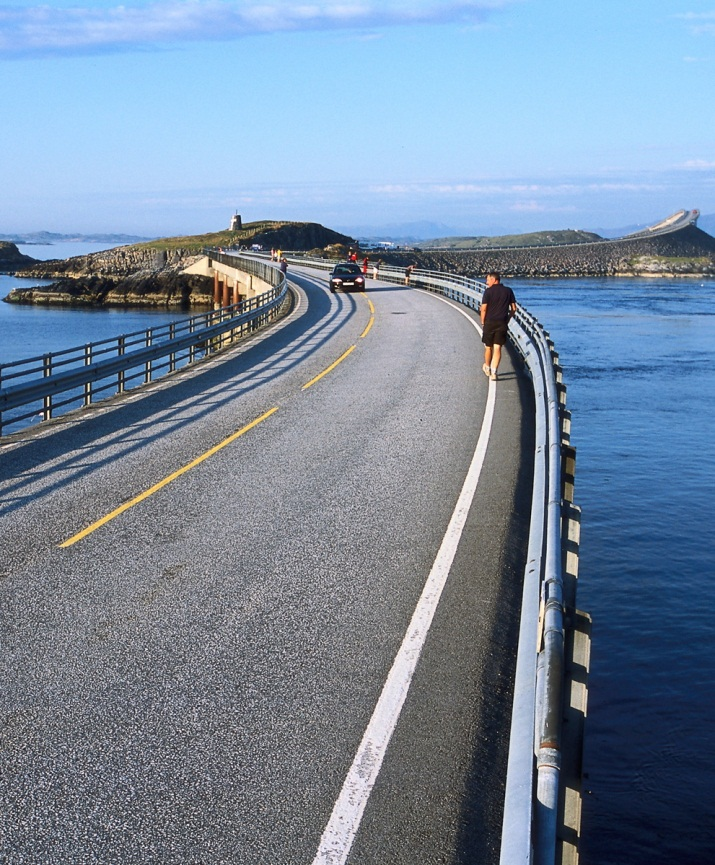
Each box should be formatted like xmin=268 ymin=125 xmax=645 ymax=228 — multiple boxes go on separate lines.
xmin=0 ymin=256 xmax=289 ymax=436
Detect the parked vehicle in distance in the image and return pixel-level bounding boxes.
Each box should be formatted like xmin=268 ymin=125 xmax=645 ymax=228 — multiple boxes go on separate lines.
xmin=329 ymin=263 xmax=366 ymax=293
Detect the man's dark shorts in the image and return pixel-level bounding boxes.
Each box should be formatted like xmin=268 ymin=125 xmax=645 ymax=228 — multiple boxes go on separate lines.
xmin=482 ymin=320 xmax=508 ymax=346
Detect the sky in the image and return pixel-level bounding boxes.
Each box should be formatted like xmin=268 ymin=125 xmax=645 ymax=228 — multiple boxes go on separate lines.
xmin=1 ymin=0 xmax=714 ymax=238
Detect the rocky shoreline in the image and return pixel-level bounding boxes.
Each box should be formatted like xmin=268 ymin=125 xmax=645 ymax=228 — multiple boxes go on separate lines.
xmin=373 ymin=224 xmax=715 ymax=279
xmin=3 ymin=245 xmax=214 ymax=308
xmin=3 ymin=222 xmax=714 ymax=309
xmin=1 ymin=222 xmax=353 ymax=308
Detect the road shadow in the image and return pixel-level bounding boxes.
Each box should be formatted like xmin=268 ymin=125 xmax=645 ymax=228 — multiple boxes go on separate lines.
xmin=0 ymin=274 xmax=358 ymax=516
xmin=454 ymin=341 xmax=536 ymax=863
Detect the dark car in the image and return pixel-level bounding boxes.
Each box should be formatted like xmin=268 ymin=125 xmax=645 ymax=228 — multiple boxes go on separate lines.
xmin=329 ymin=263 xmax=366 ymax=293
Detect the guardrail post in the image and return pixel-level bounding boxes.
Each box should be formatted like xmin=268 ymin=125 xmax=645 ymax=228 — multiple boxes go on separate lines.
xmin=84 ymin=344 xmax=93 ymax=406
xmin=169 ymin=323 xmax=177 ymax=372
xmin=43 ymin=354 xmax=53 ymax=420
xmin=145 ymin=330 xmax=153 ymax=383
xmin=118 ymin=336 xmax=126 ymax=393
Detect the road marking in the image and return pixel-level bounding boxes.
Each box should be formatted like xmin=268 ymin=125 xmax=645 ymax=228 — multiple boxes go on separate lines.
xmin=58 ymin=407 xmax=279 ymax=548
xmin=301 ymin=345 xmax=357 ymax=391
xmin=312 ymin=300 xmax=494 ymax=865
xmin=302 ymin=292 xmax=375 ymax=389
xmin=360 ymin=296 xmax=375 ymax=338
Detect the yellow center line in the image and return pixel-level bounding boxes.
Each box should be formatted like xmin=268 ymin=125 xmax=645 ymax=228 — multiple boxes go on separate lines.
xmin=59 ymin=406 xmax=280 ymax=548
xmin=301 ymin=345 xmax=356 ymax=391
xmin=360 ymin=295 xmax=375 ymax=338
xmin=60 ymin=291 xmax=377 ymax=547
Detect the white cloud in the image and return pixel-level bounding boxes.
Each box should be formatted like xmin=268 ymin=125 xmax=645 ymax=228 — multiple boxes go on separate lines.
xmin=675 ymin=11 xmax=715 ymax=35
xmin=0 ymin=1 xmax=511 ymax=58
xmin=683 ymin=159 xmax=715 ymax=170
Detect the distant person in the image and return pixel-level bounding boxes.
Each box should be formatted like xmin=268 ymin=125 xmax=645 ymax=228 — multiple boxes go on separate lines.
xmin=372 ymin=259 xmax=381 ymax=280
xmin=280 ymin=257 xmax=288 ymax=275
xmin=404 ymin=264 xmax=415 ymax=285
xmin=480 ymin=271 xmax=516 ymax=381
xmin=362 ymin=256 xmax=369 ymax=275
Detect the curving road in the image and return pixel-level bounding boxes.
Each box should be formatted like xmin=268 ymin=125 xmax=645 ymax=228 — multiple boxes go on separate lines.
xmin=0 ymin=264 xmax=534 ymax=864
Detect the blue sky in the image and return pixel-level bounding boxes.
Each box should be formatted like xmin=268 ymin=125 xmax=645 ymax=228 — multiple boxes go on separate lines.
xmin=1 ymin=0 xmax=714 ymax=238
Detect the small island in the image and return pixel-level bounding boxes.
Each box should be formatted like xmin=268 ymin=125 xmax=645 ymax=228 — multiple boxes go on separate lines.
xmin=3 ymin=213 xmax=714 ymax=309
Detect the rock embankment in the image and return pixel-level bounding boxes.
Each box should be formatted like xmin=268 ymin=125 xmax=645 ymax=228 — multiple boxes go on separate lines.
xmin=7 ymin=271 xmax=214 ymax=308
xmin=0 ymin=242 xmax=39 ymax=271
xmin=7 ymin=246 xmax=212 ymax=309
xmin=17 ymin=245 xmax=202 ymax=279
xmin=379 ymin=225 xmax=715 ymax=278
xmin=5 ymin=221 xmax=354 ymax=308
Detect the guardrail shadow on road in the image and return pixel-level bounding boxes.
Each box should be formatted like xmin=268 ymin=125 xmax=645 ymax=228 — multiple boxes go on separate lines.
xmin=0 ymin=271 xmax=357 ymax=519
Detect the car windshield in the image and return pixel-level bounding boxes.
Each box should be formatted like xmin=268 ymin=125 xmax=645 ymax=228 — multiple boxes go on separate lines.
xmin=334 ymin=265 xmax=361 ymax=275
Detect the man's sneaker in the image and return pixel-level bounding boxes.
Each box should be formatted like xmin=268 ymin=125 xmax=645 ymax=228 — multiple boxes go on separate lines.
xmin=490 ymin=370 xmax=497 ymax=381
xmin=482 ymin=363 xmax=490 ymax=377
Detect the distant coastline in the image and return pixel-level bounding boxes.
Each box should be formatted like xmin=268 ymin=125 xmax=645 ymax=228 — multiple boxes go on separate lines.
xmin=2 ymin=216 xmax=714 ymax=308
xmin=0 ymin=231 xmax=154 ymax=246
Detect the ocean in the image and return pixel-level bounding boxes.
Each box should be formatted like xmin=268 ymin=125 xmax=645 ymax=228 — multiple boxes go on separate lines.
xmin=0 ymin=243 xmax=187 ymax=366
xmin=516 ymin=276 xmax=715 ymax=865
xmin=1 ymin=260 xmax=714 ymax=862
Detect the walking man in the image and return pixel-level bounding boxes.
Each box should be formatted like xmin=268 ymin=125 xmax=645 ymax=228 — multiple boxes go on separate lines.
xmin=480 ymin=271 xmax=516 ymax=381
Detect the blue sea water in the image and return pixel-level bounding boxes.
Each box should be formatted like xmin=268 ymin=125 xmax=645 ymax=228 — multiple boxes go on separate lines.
xmin=516 ymin=276 xmax=715 ymax=865
xmin=0 ymin=244 xmax=187 ymax=365
xmin=1 ymin=265 xmax=713 ymax=861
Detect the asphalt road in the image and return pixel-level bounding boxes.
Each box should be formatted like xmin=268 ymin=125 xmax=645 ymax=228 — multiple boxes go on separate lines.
xmin=0 ymin=265 xmax=534 ymax=864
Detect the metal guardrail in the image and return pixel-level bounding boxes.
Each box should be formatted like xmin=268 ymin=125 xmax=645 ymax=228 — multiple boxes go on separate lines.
xmin=285 ymin=253 xmax=583 ymax=864
xmin=0 ymin=257 xmax=289 ymax=435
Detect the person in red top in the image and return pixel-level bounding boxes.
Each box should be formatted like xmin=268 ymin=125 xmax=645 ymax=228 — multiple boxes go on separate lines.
xmin=480 ymin=271 xmax=517 ymax=381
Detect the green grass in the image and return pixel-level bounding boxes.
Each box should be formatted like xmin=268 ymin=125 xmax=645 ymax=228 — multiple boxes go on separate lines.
xmin=127 ymin=221 xmax=300 ymax=253
xmin=419 ymin=229 xmax=603 ymax=250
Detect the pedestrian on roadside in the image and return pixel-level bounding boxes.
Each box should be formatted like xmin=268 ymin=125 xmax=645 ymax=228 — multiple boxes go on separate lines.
xmin=362 ymin=256 xmax=369 ymax=275
xmin=372 ymin=259 xmax=380 ymax=280
xmin=404 ymin=264 xmax=415 ymax=285
xmin=280 ymin=257 xmax=288 ymax=275
xmin=480 ymin=271 xmax=516 ymax=381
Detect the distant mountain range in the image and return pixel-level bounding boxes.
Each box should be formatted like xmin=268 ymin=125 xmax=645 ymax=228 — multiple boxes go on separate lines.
xmin=0 ymin=231 xmax=154 ymax=245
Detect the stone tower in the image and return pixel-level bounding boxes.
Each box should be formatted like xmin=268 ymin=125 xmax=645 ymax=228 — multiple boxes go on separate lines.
xmin=230 ymin=213 xmax=242 ymax=231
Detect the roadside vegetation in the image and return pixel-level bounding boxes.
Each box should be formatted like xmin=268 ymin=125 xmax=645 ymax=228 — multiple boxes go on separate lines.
xmin=128 ymin=221 xmax=301 ymax=253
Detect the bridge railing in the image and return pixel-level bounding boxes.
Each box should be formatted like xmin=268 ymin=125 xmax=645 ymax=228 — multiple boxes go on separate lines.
xmin=0 ymin=259 xmax=289 ymax=436
xmin=285 ymin=252 xmax=584 ymax=865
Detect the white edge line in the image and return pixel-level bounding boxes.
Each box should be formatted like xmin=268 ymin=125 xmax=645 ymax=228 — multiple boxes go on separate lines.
xmin=312 ymin=301 xmax=495 ymax=865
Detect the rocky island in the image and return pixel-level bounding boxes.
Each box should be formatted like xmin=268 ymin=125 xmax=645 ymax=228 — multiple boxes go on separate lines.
xmin=3 ymin=213 xmax=714 ymax=309
xmin=3 ymin=221 xmax=353 ymax=309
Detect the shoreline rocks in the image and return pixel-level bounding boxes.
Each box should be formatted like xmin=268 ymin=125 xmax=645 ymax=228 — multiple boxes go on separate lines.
xmin=5 ymin=270 xmax=213 ymax=309
xmin=374 ymin=225 xmax=715 ymax=279
xmin=0 ymin=242 xmax=38 ymax=271
xmin=3 ymin=222 xmax=715 ymax=309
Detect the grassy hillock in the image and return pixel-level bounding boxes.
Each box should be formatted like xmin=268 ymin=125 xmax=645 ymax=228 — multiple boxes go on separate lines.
xmin=418 ymin=229 xmax=603 ymax=250
xmin=127 ymin=222 xmax=286 ymax=253
xmin=128 ymin=221 xmax=353 ymax=253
